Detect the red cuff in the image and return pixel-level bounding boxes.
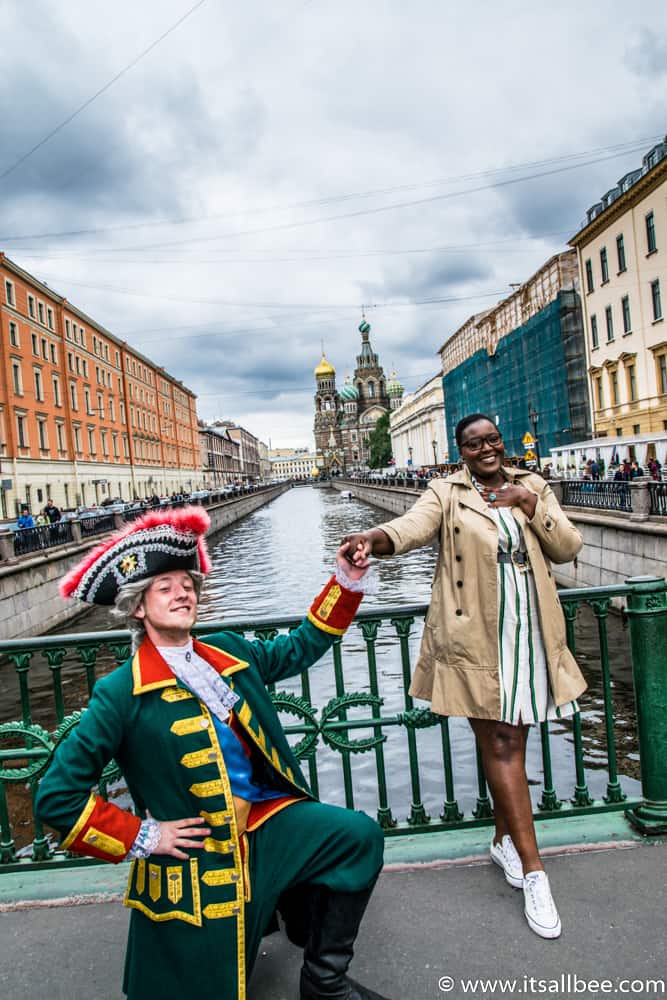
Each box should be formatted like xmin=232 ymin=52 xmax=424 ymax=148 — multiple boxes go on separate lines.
xmin=307 ymin=575 xmax=363 ymax=635
xmin=61 ymin=793 xmax=141 ymax=863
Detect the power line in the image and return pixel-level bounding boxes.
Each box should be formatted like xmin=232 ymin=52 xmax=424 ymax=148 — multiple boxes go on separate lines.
xmin=29 ymin=271 xmax=511 ymax=311
xmin=10 ymin=229 xmax=573 ymax=266
xmin=0 ymin=0 xmax=208 ymax=183
xmin=0 ymin=135 xmax=658 ymax=242
xmin=60 ymin=144 xmax=661 ymax=253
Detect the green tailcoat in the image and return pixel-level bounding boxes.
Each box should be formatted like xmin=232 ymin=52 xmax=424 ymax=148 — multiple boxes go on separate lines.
xmin=35 ymin=577 xmax=367 ymax=999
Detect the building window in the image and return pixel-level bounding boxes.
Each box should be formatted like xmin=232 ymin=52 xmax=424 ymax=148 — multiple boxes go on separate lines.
xmin=633 ymin=424 xmax=641 ymax=435
xmin=74 ymin=426 xmax=82 ymax=452
xmin=84 ymin=388 xmax=91 ymax=414
xmin=605 ymin=305 xmax=614 ymax=341
xmin=34 ymin=369 xmax=44 ymax=402
xmin=31 ymin=333 xmax=38 ymax=356
xmin=658 ymin=355 xmax=667 ymax=395
xmin=38 ymin=302 xmax=44 ymax=324
xmin=52 ymin=375 xmax=61 ymax=407
xmin=41 ymin=338 xmax=48 ymax=360
xmin=109 ymin=398 xmax=115 ymax=421
xmin=56 ymin=423 xmax=65 ymax=452
xmin=113 ymin=433 xmax=119 ymax=458
xmin=97 ymin=391 xmax=104 ymax=417
xmin=590 ymin=314 xmax=598 ymax=348
xmin=50 ymin=343 xmax=57 ymax=364
xmin=37 ymin=419 xmax=48 ymax=450
xmin=622 ymin=296 xmax=632 ymax=334
xmin=9 ymin=321 xmax=19 ymax=347
xmin=5 ymin=280 xmax=15 ymax=305
xmin=627 ymin=365 xmax=637 ymax=401
xmin=12 ymin=360 xmax=23 ymax=395
xmin=600 ymin=247 xmax=609 ymax=284
xmin=88 ymin=428 xmax=96 ymax=454
xmin=101 ymin=429 xmax=108 ymax=455
xmin=70 ymin=382 xmax=78 ymax=410
xmin=611 ymin=369 xmax=619 ymax=405
xmin=16 ymin=414 xmax=27 ymax=448
xmin=585 ymin=259 xmax=594 ymax=292
xmin=65 ymin=318 xmax=71 ymax=339
xmin=47 ymin=307 xmax=54 ymax=330
xmin=646 ymin=211 xmax=657 ymax=254
xmin=28 ymin=295 xmax=36 ymax=318
xmin=595 ymin=376 xmax=604 ymax=409
xmin=82 ymin=359 xmax=88 ymax=377
xmin=651 ymin=279 xmax=663 ymax=321
xmin=75 ymin=356 xmax=80 ymax=374
xmin=616 ymin=234 xmax=626 ymax=273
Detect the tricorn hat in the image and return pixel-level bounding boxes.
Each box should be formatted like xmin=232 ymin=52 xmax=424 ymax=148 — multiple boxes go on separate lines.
xmin=60 ymin=506 xmax=212 ymax=605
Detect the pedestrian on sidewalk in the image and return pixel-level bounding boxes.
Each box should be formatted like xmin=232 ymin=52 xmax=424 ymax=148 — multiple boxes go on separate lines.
xmin=342 ymin=412 xmax=587 ymax=941
xmin=35 ymin=506 xmax=390 ymax=1000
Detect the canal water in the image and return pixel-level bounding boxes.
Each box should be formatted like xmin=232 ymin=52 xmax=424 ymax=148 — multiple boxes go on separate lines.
xmin=1 ymin=487 xmax=641 ymax=844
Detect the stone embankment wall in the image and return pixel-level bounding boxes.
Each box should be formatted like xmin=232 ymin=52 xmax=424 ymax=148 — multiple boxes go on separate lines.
xmin=0 ymin=486 xmax=289 ymax=640
xmin=330 ymin=480 xmax=667 ymax=590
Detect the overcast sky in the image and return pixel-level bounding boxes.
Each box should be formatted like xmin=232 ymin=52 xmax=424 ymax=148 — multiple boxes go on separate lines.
xmin=1 ymin=0 xmax=665 ymax=447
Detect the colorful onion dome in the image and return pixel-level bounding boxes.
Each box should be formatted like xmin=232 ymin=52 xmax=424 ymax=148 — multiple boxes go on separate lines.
xmin=315 ymin=353 xmax=336 ymax=378
xmin=340 ymin=374 xmax=358 ymax=401
xmin=387 ymin=370 xmax=404 ymax=397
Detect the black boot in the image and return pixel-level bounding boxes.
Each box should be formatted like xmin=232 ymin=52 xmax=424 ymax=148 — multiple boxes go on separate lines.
xmin=300 ymin=887 xmax=391 ymax=1000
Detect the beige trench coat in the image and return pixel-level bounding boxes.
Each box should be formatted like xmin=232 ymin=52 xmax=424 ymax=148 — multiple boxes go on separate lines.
xmin=379 ymin=466 xmax=587 ymax=720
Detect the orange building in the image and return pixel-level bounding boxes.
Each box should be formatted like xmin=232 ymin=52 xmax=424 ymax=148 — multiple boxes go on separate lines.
xmin=0 ymin=254 xmax=201 ymax=518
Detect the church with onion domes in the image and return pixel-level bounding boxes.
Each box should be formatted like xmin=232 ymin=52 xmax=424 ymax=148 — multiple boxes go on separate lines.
xmin=313 ymin=317 xmax=403 ymax=470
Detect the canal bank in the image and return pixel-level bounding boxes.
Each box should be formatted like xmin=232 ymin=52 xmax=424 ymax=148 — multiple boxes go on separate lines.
xmin=0 ymin=485 xmax=289 ymax=640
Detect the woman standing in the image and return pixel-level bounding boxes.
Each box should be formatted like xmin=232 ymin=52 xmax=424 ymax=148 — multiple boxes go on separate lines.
xmin=343 ymin=413 xmax=587 ymax=939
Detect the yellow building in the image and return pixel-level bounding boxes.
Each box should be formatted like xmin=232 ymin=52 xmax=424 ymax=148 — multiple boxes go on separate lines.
xmin=569 ymin=138 xmax=667 ymax=440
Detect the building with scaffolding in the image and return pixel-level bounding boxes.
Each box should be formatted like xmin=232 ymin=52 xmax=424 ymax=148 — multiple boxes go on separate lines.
xmin=439 ymin=251 xmax=591 ymax=461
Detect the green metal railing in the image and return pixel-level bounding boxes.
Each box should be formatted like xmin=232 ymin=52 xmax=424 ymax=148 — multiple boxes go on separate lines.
xmin=1 ymin=578 xmax=666 ymax=870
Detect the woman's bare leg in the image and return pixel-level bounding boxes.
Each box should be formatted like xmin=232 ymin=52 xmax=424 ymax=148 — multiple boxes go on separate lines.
xmin=470 ymin=718 xmax=542 ymax=873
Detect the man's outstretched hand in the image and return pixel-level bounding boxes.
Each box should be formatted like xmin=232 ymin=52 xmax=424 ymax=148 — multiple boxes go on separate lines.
xmin=335 ymin=542 xmax=370 ymax=581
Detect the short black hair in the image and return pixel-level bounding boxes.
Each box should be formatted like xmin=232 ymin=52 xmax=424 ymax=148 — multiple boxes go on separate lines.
xmin=455 ymin=413 xmax=498 ymax=448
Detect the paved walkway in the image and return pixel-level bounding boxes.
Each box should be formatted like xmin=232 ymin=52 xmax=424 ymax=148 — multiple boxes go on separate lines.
xmin=1 ymin=839 xmax=665 ymax=999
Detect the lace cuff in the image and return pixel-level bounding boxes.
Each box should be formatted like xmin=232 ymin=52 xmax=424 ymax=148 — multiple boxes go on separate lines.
xmin=335 ymin=561 xmax=378 ymax=596
xmin=127 ymin=817 xmax=161 ymax=859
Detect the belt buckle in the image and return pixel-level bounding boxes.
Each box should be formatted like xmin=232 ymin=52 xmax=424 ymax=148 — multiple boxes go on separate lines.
xmin=511 ymin=551 xmax=529 ymax=573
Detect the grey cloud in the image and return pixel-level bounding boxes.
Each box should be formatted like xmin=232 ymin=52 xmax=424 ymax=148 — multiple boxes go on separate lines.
xmin=625 ymin=27 xmax=667 ymax=78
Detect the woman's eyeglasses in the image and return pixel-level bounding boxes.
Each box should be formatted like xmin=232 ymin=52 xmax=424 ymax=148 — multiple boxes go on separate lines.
xmin=460 ymin=432 xmax=503 ymax=453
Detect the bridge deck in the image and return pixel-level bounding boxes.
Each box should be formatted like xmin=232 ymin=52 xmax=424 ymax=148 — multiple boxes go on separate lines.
xmin=1 ymin=815 xmax=664 ymax=998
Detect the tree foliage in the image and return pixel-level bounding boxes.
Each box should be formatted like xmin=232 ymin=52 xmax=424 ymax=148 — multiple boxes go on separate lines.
xmin=367 ymin=412 xmax=392 ymax=469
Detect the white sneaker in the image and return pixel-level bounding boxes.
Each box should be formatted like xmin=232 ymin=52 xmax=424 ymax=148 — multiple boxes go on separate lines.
xmin=523 ymin=870 xmax=562 ymax=939
xmin=490 ymin=835 xmax=523 ymax=888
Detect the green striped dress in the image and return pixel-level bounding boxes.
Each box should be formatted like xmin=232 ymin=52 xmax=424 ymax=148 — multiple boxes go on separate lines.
xmin=492 ymin=506 xmax=578 ymax=725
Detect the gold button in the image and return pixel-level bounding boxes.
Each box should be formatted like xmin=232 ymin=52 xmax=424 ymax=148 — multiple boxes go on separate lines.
xmin=231 ymin=873 xmax=240 ymax=882
xmin=169 ymin=873 xmax=179 ymax=881
xmin=208 ymin=752 xmax=217 ymax=761
xmin=200 ymin=718 xmax=209 ymax=728
xmin=88 ymin=834 xmax=98 ymax=843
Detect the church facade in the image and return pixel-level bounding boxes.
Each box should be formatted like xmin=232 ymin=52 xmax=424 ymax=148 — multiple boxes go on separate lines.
xmin=313 ymin=318 xmax=403 ymax=471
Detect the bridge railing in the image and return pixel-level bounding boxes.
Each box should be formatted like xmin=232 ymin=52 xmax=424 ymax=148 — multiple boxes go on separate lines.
xmin=1 ymin=578 xmax=665 ymax=870
xmin=0 ymin=486 xmax=284 ymax=564
xmin=560 ymin=479 xmax=633 ymax=512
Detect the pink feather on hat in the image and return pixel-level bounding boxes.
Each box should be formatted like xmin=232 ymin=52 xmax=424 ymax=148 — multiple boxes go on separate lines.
xmin=60 ymin=505 xmax=211 ymax=599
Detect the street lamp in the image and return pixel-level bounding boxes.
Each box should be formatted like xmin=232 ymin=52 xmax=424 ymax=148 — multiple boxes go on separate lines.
xmin=431 ymin=439 xmax=438 ymax=466
xmin=528 ymin=402 xmax=541 ymax=468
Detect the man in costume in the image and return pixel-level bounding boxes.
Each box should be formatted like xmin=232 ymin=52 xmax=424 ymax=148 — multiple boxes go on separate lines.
xmin=35 ymin=507 xmax=391 ymax=1000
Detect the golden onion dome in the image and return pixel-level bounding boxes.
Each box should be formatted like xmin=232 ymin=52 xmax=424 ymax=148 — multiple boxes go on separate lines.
xmin=315 ymin=354 xmax=336 ymax=378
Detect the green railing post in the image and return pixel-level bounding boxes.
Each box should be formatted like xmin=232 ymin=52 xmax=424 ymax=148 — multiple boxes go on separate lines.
xmin=624 ymin=576 xmax=667 ymax=834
